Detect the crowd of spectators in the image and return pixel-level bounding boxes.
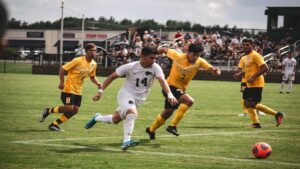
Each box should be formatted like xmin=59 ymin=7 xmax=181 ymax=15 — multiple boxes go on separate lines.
xmin=104 ymin=29 xmax=299 ymax=71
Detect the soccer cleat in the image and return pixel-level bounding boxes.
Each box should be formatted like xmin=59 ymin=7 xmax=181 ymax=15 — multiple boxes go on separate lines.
xmin=146 ymin=127 xmax=155 ymax=140
xmin=48 ymin=123 xmax=63 ymax=131
xmin=286 ymin=91 xmax=290 ymax=94
xmin=166 ymin=126 xmax=179 ymax=136
xmin=257 ymin=111 xmax=266 ymax=116
xmin=246 ymin=123 xmax=262 ymax=128
xmin=279 ymin=91 xmax=283 ymax=94
xmin=39 ymin=108 xmax=50 ymax=122
xmin=85 ymin=113 xmax=100 ymax=129
xmin=275 ymin=112 xmax=284 ymax=127
xmin=121 ymin=140 xmax=139 ymax=150
xmin=238 ymin=113 xmax=248 ymax=117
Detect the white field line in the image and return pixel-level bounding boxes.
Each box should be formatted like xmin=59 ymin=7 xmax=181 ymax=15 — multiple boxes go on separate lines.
xmin=13 ymin=129 xmax=298 ymax=144
xmin=12 ymin=129 xmax=300 ymax=166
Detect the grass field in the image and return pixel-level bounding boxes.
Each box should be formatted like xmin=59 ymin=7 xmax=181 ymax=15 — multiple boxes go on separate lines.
xmin=0 ymin=61 xmax=32 ymax=74
xmin=0 ymin=73 xmax=299 ymax=169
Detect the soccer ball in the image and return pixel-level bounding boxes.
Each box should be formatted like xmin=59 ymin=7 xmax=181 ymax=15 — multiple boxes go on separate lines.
xmin=252 ymin=142 xmax=272 ymax=159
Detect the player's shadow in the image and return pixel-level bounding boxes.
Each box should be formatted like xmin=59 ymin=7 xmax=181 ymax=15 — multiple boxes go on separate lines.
xmin=9 ymin=129 xmax=50 ymax=133
xmin=51 ymin=139 xmax=162 ymax=154
xmin=184 ymin=125 xmax=239 ymax=129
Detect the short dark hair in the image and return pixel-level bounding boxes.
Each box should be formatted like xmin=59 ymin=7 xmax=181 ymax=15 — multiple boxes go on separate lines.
xmin=242 ymin=38 xmax=253 ymax=45
xmin=188 ymin=43 xmax=203 ymax=53
xmin=141 ymin=46 xmax=157 ymax=56
xmin=85 ymin=43 xmax=96 ymax=51
xmin=0 ymin=1 xmax=8 ymax=39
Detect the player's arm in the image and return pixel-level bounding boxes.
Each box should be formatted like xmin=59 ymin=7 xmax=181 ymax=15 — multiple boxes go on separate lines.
xmin=156 ymin=47 xmax=169 ymax=55
xmin=206 ymin=66 xmax=221 ymax=76
xmin=58 ymin=67 xmax=66 ymax=90
xmin=89 ymin=76 xmax=101 ymax=89
xmin=248 ymin=64 xmax=269 ymax=84
xmin=156 ymin=76 xmax=178 ymax=106
xmin=93 ymin=72 xmax=119 ymax=101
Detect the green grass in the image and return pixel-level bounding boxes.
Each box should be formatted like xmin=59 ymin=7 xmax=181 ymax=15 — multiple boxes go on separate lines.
xmin=0 ymin=61 xmax=32 ymax=74
xmin=0 ymin=73 xmax=299 ymax=169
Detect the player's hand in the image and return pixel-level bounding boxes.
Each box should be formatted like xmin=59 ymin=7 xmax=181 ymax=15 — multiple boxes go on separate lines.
xmin=93 ymin=92 xmax=102 ymax=101
xmin=167 ymin=93 xmax=178 ymax=106
xmin=247 ymin=76 xmax=256 ymax=84
xmin=234 ymin=72 xmax=241 ymax=79
xmin=212 ymin=67 xmax=221 ymax=75
xmin=58 ymin=82 xmax=64 ymax=90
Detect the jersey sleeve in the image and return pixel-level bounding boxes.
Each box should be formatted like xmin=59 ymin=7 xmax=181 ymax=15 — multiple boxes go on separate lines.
xmin=167 ymin=49 xmax=181 ymax=60
xmin=238 ymin=57 xmax=245 ymax=69
xmin=116 ymin=63 xmax=132 ymax=76
xmin=198 ymin=57 xmax=212 ymax=70
xmin=153 ymin=63 xmax=165 ymax=78
xmin=253 ymin=53 xmax=265 ymax=66
xmin=89 ymin=61 xmax=97 ymax=77
xmin=62 ymin=57 xmax=80 ymax=71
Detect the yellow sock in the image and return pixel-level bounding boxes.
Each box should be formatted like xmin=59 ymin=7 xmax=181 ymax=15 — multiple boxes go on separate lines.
xmin=52 ymin=114 xmax=68 ymax=126
xmin=149 ymin=114 xmax=166 ymax=132
xmin=170 ymin=104 xmax=189 ymax=126
xmin=247 ymin=108 xmax=259 ymax=123
xmin=255 ymin=104 xmax=277 ymax=116
xmin=49 ymin=106 xmax=60 ymax=114
xmin=242 ymin=99 xmax=247 ymax=113
xmin=59 ymin=114 xmax=68 ymax=123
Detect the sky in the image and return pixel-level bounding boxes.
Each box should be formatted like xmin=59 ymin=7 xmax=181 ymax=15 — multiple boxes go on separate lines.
xmin=3 ymin=0 xmax=300 ymax=29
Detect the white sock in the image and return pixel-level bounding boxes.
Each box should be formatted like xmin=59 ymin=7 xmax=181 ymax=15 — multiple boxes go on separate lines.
xmin=288 ymin=81 xmax=292 ymax=92
xmin=95 ymin=115 xmax=113 ymax=124
xmin=280 ymin=82 xmax=285 ymax=92
xmin=123 ymin=113 xmax=137 ymax=143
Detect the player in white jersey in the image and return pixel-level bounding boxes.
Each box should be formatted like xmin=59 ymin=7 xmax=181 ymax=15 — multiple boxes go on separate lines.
xmin=280 ymin=51 xmax=297 ymax=94
xmin=85 ymin=47 xmax=178 ymax=150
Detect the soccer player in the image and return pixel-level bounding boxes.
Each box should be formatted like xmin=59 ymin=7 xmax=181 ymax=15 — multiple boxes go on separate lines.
xmin=145 ymin=43 xmax=221 ymax=140
xmin=234 ymin=38 xmax=284 ymax=128
xmin=280 ymin=51 xmax=297 ymax=94
xmin=237 ymin=60 xmax=265 ymax=117
xmin=84 ymin=47 xmax=178 ymax=150
xmin=39 ymin=43 xmax=101 ymax=131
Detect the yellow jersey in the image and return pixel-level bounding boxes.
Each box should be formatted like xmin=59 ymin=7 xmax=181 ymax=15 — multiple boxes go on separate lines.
xmin=239 ymin=50 xmax=265 ymax=88
xmin=166 ymin=49 xmax=212 ymax=91
xmin=62 ymin=56 xmax=97 ymax=95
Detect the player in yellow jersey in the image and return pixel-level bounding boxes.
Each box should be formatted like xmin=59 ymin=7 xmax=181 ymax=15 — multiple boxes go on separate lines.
xmin=146 ymin=43 xmax=221 ymax=139
xmin=234 ymin=38 xmax=284 ymax=128
xmin=237 ymin=57 xmax=265 ymax=117
xmin=39 ymin=43 xmax=102 ymax=131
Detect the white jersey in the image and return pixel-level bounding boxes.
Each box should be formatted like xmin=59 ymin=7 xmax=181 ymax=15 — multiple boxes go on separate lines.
xmin=282 ymin=57 xmax=297 ymax=74
xmin=116 ymin=61 xmax=165 ymax=101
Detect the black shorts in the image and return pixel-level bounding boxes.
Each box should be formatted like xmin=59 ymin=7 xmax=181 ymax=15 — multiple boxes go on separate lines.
xmin=162 ymin=85 xmax=185 ymax=109
xmin=243 ymin=87 xmax=263 ymax=103
xmin=61 ymin=92 xmax=82 ymax=107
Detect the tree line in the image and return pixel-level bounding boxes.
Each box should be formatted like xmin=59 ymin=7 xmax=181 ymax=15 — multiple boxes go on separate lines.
xmin=8 ymin=16 xmax=242 ymax=33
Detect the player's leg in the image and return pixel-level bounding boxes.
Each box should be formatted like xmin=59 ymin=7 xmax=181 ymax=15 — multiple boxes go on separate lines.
xmin=147 ymin=108 xmax=174 ymax=139
xmin=48 ymin=93 xmax=81 ymax=131
xmin=122 ymin=109 xmax=138 ymax=150
xmin=244 ymin=88 xmax=261 ymax=128
xmin=163 ymin=86 xmax=187 ymax=136
xmin=287 ymin=75 xmax=294 ymax=93
xmin=238 ymin=99 xmax=248 ymax=116
xmin=170 ymin=94 xmax=193 ymax=126
xmin=280 ymin=75 xmax=288 ymax=93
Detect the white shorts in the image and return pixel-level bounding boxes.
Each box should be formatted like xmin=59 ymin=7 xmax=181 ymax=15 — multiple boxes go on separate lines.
xmin=115 ymin=90 xmax=143 ymax=119
xmin=282 ymin=74 xmax=295 ymax=82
